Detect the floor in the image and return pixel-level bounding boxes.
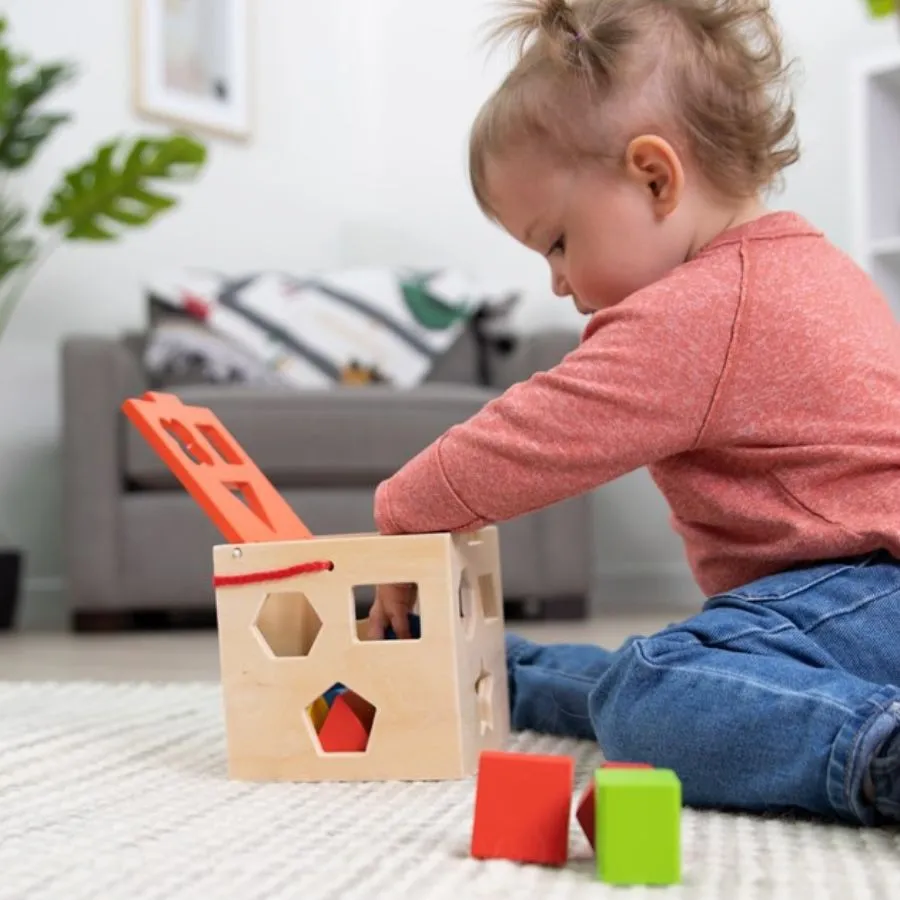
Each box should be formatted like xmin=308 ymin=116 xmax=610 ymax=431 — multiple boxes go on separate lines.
xmin=0 ymin=612 xmax=679 ymax=682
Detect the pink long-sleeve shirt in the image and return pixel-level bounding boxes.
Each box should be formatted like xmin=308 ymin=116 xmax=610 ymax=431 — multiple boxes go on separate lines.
xmin=373 ymin=211 xmax=900 ymax=596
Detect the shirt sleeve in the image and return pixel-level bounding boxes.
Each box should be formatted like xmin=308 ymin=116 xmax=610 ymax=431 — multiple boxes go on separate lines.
xmin=373 ymin=267 xmax=739 ymax=535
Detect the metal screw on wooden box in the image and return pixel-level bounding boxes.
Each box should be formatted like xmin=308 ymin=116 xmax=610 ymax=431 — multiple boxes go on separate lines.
xmin=121 ymin=391 xmax=510 ymax=782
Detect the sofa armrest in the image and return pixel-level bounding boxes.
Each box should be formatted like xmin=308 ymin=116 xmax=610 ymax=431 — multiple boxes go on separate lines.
xmin=495 ymin=328 xmax=581 ymax=389
xmin=62 ymin=335 xmax=148 ymax=612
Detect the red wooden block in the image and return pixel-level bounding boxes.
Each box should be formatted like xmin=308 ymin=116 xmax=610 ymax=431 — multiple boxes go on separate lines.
xmin=317 ymin=693 xmax=371 ymax=753
xmin=576 ymin=781 xmax=597 ymax=850
xmin=577 ymin=762 xmax=654 ymax=849
xmin=471 ymin=750 xmax=574 ymax=867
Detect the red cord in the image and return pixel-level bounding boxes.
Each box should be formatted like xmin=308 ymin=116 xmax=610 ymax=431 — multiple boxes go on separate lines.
xmin=213 ymin=560 xmax=334 ymax=588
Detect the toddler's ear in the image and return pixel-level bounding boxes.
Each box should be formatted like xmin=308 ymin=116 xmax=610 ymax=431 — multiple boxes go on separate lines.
xmin=624 ymin=135 xmax=684 ymax=218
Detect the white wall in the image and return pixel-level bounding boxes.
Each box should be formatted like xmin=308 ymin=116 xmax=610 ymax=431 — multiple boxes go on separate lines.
xmin=2 ymin=0 xmax=897 ymax=627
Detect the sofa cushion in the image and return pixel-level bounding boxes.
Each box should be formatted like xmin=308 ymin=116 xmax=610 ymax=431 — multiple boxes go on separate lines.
xmin=142 ymin=267 xmax=520 ymax=391
xmin=124 ymin=383 xmax=497 ymax=490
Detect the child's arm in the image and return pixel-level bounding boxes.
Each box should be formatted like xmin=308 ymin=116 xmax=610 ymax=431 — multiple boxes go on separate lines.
xmin=374 ymin=274 xmax=739 ymax=537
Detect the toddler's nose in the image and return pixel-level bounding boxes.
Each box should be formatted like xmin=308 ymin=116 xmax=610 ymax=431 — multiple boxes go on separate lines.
xmin=552 ymin=272 xmax=571 ymax=298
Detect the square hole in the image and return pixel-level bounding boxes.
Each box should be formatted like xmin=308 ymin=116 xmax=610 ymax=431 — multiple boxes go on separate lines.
xmin=352 ymin=583 xmax=422 ymax=642
xmin=162 ymin=418 xmax=214 ymax=465
xmin=478 ymin=573 xmax=501 ymax=622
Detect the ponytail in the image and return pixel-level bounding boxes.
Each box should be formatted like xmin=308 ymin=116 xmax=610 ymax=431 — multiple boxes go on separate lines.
xmin=470 ymin=0 xmax=799 ymax=215
xmin=484 ymin=0 xmax=636 ymax=91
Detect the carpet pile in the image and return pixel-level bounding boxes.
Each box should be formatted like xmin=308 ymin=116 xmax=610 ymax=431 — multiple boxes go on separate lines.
xmin=1 ymin=681 xmax=899 ymax=898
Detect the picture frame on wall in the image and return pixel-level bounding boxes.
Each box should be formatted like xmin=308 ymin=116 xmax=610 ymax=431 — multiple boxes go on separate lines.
xmin=133 ymin=0 xmax=252 ymax=140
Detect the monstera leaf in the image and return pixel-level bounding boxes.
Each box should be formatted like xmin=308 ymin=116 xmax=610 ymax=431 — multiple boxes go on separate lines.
xmin=0 ymin=200 xmax=34 ymax=282
xmin=0 ymin=19 xmax=75 ymax=171
xmin=41 ymin=134 xmax=207 ymax=241
xmin=865 ymin=0 xmax=896 ymax=16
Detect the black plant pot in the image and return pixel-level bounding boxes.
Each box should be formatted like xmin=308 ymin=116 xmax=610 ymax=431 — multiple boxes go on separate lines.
xmin=0 ymin=547 xmax=23 ymax=630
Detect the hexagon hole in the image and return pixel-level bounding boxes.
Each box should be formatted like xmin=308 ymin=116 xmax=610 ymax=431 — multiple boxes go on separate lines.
xmin=255 ymin=592 xmax=323 ymax=658
xmin=306 ymin=683 xmax=378 ymax=754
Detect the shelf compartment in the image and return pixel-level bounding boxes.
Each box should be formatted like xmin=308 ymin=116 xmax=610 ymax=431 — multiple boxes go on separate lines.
xmin=866 ymin=63 xmax=900 ymax=244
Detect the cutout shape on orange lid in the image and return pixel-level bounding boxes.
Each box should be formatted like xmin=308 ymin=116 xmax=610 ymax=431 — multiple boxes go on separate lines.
xmin=122 ymin=391 xmax=313 ymax=544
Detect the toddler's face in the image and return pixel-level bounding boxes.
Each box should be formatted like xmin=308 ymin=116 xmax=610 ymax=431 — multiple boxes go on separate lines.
xmin=483 ymin=147 xmax=695 ymax=314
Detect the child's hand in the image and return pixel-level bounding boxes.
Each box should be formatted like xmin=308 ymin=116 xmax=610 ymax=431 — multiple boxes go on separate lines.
xmin=367 ymin=582 xmax=417 ymax=640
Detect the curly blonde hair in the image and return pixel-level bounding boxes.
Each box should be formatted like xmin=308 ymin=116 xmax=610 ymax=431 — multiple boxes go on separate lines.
xmin=469 ymin=0 xmax=800 ymax=216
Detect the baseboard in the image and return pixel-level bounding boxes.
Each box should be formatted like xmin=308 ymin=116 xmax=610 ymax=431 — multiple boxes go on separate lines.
xmin=591 ymin=565 xmax=705 ymax=616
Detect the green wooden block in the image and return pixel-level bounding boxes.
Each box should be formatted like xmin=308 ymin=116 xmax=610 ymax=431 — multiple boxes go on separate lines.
xmin=595 ymin=768 xmax=682 ymax=886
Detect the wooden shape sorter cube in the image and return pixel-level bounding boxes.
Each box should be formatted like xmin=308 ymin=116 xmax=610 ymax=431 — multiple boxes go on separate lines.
xmin=594 ymin=768 xmax=682 ymax=886
xmin=121 ymin=391 xmax=511 ymax=783
xmin=213 ymin=528 xmax=510 ymax=781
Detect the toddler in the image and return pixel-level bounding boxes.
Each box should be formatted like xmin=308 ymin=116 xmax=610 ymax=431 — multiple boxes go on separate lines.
xmin=367 ymin=0 xmax=900 ymax=827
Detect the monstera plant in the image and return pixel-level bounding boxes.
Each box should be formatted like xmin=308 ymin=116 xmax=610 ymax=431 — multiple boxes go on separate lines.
xmin=0 ymin=17 xmax=207 ymax=341
xmin=864 ymin=0 xmax=897 ymax=17
xmin=0 ymin=15 xmax=207 ymax=628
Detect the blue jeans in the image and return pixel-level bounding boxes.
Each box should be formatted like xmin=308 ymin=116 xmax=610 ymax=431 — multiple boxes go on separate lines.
xmin=505 ymin=550 xmax=900 ymax=825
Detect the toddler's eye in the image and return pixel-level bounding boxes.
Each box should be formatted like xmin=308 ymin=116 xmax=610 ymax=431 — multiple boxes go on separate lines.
xmin=547 ymin=235 xmax=566 ymax=257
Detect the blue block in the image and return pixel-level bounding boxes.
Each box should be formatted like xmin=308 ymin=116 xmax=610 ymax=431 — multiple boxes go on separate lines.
xmin=323 ymin=683 xmax=347 ymax=707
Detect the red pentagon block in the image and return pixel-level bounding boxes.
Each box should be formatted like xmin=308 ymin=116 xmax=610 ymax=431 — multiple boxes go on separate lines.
xmin=317 ymin=692 xmax=371 ymax=753
xmin=471 ymin=750 xmax=574 ymax=867
xmin=342 ymin=690 xmax=376 ymax=733
xmin=578 ymin=762 xmax=654 ymax=848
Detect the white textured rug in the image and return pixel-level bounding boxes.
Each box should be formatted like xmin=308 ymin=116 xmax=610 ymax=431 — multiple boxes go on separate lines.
xmin=2 ymin=681 xmax=900 ymax=899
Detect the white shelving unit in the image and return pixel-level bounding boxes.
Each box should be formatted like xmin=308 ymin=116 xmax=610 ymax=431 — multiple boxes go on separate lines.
xmin=851 ymin=48 xmax=900 ymax=314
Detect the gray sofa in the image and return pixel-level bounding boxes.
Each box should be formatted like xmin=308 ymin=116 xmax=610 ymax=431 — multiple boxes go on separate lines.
xmin=61 ymin=327 xmax=594 ymax=630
